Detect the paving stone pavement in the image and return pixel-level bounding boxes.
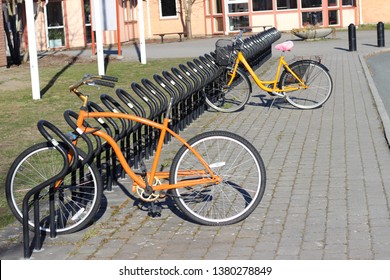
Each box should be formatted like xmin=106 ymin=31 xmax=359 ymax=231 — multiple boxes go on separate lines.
xmin=1 ymin=30 xmax=390 ymax=260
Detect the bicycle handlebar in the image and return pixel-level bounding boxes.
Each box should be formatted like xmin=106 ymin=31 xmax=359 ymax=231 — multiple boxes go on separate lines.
xmin=93 ymin=79 xmax=116 ymax=88
xmin=100 ymin=75 xmax=119 ymax=82
xmin=232 ymin=28 xmax=251 ymax=50
xmin=69 ymin=74 xmax=118 ymax=92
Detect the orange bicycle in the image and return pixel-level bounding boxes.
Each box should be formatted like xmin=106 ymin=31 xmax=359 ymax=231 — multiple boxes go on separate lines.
xmin=6 ymin=75 xmax=266 ymax=233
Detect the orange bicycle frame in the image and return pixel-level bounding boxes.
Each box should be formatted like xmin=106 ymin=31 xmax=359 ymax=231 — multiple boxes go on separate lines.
xmin=75 ymin=109 xmax=220 ymax=191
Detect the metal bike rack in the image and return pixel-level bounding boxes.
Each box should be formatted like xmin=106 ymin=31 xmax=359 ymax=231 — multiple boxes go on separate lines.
xmin=20 ymin=28 xmax=282 ymax=259
xmin=22 ymin=120 xmax=79 ymax=259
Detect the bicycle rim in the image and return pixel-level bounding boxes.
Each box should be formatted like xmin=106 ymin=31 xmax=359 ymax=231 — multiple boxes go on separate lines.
xmin=205 ymin=67 xmax=250 ymax=113
xmin=282 ymin=61 xmax=333 ymax=109
xmin=169 ymin=131 xmax=266 ymax=225
xmin=6 ymin=142 xmax=103 ymax=234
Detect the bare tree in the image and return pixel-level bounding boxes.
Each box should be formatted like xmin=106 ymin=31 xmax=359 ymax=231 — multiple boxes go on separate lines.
xmin=179 ymin=0 xmax=198 ymax=39
xmin=3 ymin=0 xmax=23 ymax=65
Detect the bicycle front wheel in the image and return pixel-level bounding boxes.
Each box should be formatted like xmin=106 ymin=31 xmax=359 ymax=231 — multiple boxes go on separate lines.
xmin=204 ymin=67 xmax=251 ymax=113
xmin=279 ymin=60 xmax=333 ymax=109
xmin=169 ymin=131 xmax=266 ymax=226
xmin=5 ymin=142 xmax=103 ymax=234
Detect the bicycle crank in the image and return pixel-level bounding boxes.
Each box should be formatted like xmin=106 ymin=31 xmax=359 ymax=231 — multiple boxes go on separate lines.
xmin=133 ymin=176 xmax=165 ymax=202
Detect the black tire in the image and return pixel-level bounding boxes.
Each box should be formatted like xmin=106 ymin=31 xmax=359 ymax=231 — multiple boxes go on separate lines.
xmin=169 ymin=131 xmax=266 ymax=225
xmin=204 ymin=66 xmax=251 ymax=113
xmin=5 ymin=142 xmax=103 ymax=234
xmin=279 ymin=60 xmax=333 ymax=109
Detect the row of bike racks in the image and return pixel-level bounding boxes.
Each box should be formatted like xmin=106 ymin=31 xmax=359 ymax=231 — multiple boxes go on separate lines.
xmin=21 ymin=28 xmax=281 ymax=259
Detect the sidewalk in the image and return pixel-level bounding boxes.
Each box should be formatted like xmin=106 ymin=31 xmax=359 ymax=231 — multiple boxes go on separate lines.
xmin=1 ymin=30 xmax=390 ymax=260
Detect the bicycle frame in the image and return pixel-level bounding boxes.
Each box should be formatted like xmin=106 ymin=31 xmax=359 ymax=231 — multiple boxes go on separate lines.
xmin=74 ymin=108 xmax=220 ymax=192
xmin=229 ymin=51 xmax=308 ymax=94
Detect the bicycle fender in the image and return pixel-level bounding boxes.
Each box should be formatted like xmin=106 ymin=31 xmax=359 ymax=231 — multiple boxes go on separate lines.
xmin=289 ymin=59 xmax=330 ymax=72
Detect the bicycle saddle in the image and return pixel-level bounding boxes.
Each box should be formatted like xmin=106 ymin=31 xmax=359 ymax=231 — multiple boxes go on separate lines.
xmin=275 ymin=41 xmax=294 ymax=52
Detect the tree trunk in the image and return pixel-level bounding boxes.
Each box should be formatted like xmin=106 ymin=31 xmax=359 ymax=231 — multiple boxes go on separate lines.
xmin=185 ymin=0 xmax=193 ymax=39
xmin=4 ymin=0 xmax=22 ymax=65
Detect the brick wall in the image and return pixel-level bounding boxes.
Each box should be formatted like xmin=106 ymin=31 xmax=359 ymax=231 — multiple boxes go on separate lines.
xmin=0 ymin=7 xmax=7 ymax=67
xmin=362 ymin=0 xmax=390 ymax=24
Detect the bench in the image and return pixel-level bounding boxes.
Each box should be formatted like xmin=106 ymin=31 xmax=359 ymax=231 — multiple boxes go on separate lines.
xmin=154 ymin=32 xmax=185 ymax=43
xmin=243 ymin=25 xmax=273 ymax=32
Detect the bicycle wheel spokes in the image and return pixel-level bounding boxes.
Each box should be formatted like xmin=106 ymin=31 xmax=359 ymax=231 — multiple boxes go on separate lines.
xmin=6 ymin=143 xmax=103 ymax=234
xmin=205 ymin=67 xmax=251 ymax=113
xmin=281 ymin=60 xmax=333 ymax=109
xmin=170 ymin=131 xmax=266 ymax=225
xmin=51 ymin=175 xmax=98 ymax=230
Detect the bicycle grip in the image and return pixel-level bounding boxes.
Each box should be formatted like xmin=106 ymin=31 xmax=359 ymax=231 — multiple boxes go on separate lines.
xmin=101 ymin=75 xmax=119 ymax=82
xmin=93 ymin=79 xmax=116 ymax=88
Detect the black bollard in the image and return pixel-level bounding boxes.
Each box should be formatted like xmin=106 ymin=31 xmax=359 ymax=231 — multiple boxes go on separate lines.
xmin=348 ymin=23 xmax=357 ymax=51
xmin=377 ymin=21 xmax=385 ymax=47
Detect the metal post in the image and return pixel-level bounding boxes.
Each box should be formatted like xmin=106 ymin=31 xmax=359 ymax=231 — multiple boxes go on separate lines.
xmin=348 ymin=24 xmax=357 ymax=52
xmin=377 ymin=21 xmax=385 ymax=47
xmin=138 ymin=1 xmax=147 ymax=64
xmin=93 ymin=0 xmax=105 ymax=75
xmin=25 ymin=0 xmax=40 ymax=100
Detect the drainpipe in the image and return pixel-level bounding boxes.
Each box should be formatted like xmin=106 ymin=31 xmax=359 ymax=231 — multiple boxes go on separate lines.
xmin=359 ymin=0 xmax=363 ymax=25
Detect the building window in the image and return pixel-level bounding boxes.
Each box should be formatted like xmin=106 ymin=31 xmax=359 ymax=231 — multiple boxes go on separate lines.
xmin=46 ymin=1 xmax=65 ymax=48
xmin=302 ymin=0 xmax=322 ymax=8
xmin=214 ymin=17 xmax=224 ymax=32
xmin=228 ymin=0 xmax=248 ymax=13
xmin=253 ymin=0 xmax=273 ymax=11
xmin=328 ymin=10 xmax=339 ymax=25
xmin=328 ymin=0 xmax=338 ymax=6
xmin=214 ymin=0 xmax=223 ymax=14
xmin=277 ymin=0 xmax=297 ymax=10
xmin=302 ymin=11 xmax=323 ymax=26
xmin=342 ymin=0 xmax=354 ymax=6
xmin=84 ymin=0 xmax=92 ymax=44
xmin=160 ymin=0 xmax=177 ymax=18
xmin=229 ymin=15 xmax=249 ymax=30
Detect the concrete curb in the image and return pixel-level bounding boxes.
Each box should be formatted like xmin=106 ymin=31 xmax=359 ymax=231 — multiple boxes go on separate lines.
xmin=359 ymin=49 xmax=390 ymax=147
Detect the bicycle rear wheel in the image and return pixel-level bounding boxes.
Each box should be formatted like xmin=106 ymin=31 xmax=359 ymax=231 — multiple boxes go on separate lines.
xmin=279 ymin=60 xmax=333 ymax=109
xmin=169 ymin=131 xmax=266 ymax=225
xmin=5 ymin=142 xmax=103 ymax=234
xmin=204 ymin=66 xmax=251 ymax=113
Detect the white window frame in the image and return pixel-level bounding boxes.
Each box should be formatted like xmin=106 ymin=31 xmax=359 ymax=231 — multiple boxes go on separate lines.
xmin=159 ymin=0 xmax=178 ymax=19
xmin=44 ymin=0 xmax=65 ymax=48
xmin=227 ymin=0 xmax=249 ymax=14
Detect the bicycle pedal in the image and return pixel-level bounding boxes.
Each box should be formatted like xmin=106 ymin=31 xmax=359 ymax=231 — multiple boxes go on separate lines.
xmin=147 ymin=202 xmax=162 ymax=217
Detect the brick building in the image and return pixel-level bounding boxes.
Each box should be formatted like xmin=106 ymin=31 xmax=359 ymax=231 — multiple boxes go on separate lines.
xmin=0 ymin=6 xmax=6 ymax=67
xmin=1 ymin=0 xmax=389 ymax=55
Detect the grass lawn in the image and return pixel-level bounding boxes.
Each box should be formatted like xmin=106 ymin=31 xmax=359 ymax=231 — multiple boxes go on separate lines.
xmin=358 ymin=23 xmax=390 ymax=30
xmin=0 ymin=55 xmax=193 ymax=229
